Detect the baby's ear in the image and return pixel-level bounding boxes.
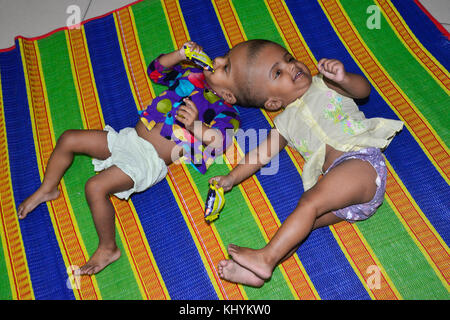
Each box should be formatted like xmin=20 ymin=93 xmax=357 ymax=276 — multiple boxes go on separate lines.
xmin=264 ymin=97 xmax=283 ymax=111
xmin=221 ymin=89 xmax=237 ymax=105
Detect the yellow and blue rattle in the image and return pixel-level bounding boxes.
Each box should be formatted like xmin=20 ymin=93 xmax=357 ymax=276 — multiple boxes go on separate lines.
xmin=184 ymin=45 xmax=214 ymax=72
xmin=204 ymin=180 xmax=225 ymax=222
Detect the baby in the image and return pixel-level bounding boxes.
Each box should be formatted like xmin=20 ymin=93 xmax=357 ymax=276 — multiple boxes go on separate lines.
xmin=210 ymin=39 xmax=403 ymax=287
xmin=17 ymin=40 xmax=258 ymax=275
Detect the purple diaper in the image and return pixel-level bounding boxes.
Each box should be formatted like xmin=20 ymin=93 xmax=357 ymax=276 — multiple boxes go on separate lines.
xmin=324 ymin=147 xmax=387 ymax=222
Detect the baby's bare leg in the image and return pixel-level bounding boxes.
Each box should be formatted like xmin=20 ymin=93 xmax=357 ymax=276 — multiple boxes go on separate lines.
xmin=228 ymin=159 xmax=377 ymax=281
xmin=218 ymin=211 xmax=342 ymax=287
xmin=17 ymin=130 xmax=110 ymax=219
xmin=80 ymin=165 xmax=134 ymax=275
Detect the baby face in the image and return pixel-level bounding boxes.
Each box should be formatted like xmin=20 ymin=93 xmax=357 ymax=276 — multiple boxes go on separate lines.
xmin=250 ymin=43 xmax=312 ymax=109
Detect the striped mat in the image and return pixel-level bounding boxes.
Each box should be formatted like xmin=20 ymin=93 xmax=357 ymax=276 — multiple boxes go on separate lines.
xmin=0 ymin=0 xmax=449 ymax=300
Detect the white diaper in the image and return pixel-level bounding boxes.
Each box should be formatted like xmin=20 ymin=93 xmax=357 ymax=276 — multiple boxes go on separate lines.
xmin=92 ymin=125 xmax=167 ymax=200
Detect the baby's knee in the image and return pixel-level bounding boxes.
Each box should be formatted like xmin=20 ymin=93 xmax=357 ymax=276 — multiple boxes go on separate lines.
xmin=85 ymin=176 xmax=110 ymax=199
xmin=297 ymin=189 xmax=324 ymax=217
xmin=57 ymin=130 xmax=80 ymax=150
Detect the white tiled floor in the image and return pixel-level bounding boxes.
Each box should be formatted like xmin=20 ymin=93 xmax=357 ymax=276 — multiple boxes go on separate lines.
xmin=0 ymin=0 xmax=449 ymax=49
xmin=0 ymin=0 xmax=136 ymax=49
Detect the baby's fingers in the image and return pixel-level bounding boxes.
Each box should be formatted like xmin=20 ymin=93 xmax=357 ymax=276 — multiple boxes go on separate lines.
xmin=208 ymin=176 xmax=220 ymax=185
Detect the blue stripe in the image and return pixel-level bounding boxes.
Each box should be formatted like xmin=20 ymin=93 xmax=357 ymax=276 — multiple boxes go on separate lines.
xmin=1 ymin=42 xmax=74 ymax=300
xmin=238 ymin=107 xmax=371 ymax=300
xmin=180 ymin=0 xmax=370 ymax=299
xmin=83 ymin=15 xmax=218 ymax=299
xmin=285 ymin=0 xmax=450 ymax=245
xmin=178 ymin=0 xmax=230 ymax=59
xmin=132 ymin=185 xmax=218 ymax=300
xmin=392 ymin=0 xmax=450 ymax=70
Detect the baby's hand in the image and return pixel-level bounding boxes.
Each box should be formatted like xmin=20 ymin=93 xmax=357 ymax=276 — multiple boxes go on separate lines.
xmin=175 ymin=97 xmax=199 ymax=131
xmin=179 ymin=41 xmax=203 ymax=60
xmin=317 ymin=58 xmax=346 ymax=83
xmin=209 ymin=175 xmax=235 ymax=192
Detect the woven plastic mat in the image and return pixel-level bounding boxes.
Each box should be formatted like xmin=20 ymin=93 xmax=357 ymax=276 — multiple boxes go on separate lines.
xmin=0 ymin=0 xmax=448 ymax=299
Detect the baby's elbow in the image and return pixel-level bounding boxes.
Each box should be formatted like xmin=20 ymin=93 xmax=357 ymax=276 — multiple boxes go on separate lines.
xmin=354 ymin=81 xmax=371 ymax=100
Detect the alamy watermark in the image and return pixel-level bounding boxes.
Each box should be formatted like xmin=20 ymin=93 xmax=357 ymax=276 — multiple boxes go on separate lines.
xmin=66 ymin=5 xmax=81 ymax=29
xmin=366 ymin=265 xmax=381 ymax=290
xmin=66 ymin=265 xmax=81 ymax=290
xmin=366 ymin=5 xmax=381 ymax=30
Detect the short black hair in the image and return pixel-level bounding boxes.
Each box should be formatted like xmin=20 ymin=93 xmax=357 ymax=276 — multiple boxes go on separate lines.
xmin=233 ymin=39 xmax=283 ymax=108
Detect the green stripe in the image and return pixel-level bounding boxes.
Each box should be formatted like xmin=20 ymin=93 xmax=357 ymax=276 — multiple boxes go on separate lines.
xmin=358 ymin=201 xmax=449 ymax=299
xmin=0 ymin=70 xmax=13 ymax=300
xmin=37 ymin=31 xmax=141 ymax=299
xmin=340 ymin=0 xmax=450 ymax=145
xmin=131 ymin=0 xmax=174 ymax=97
xmin=133 ymin=0 xmax=293 ymax=299
xmin=0 ymin=238 xmax=13 ymax=299
xmin=231 ymin=0 xmax=284 ymax=46
xmin=187 ymin=162 xmax=295 ymax=299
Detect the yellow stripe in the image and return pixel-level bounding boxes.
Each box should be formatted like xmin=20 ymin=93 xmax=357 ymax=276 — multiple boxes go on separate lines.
xmin=375 ymin=0 xmax=450 ymax=94
xmin=65 ymin=30 xmax=87 ymax=130
xmin=159 ymin=0 xmax=247 ymax=299
xmin=30 ymin=38 xmax=102 ymax=299
xmin=166 ymin=169 xmax=226 ymax=300
xmin=66 ymin=27 xmax=105 ymax=130
xmin=224 ymin=142 xmax=317 ymax=300
xmin=212 ymin=0 xmax=320 ymax=299
xmin=319 ymin=0 xmax=450 ymax=289
xmin=0 ymin=70 xmax=35 ymax=300
xmin=262 ymin=0 xmax=404 ymax=298
xmin=319 ymin=0 xmax=449 ymax=184
xmin=114 ymin=199 xmax=171 ymax=300
xmin=20 ymin=38 xmax=102 ymax=299
xmin=114 ymin=11 xmax=141 ymax=110
xmin=329 ymin=224 xmax=402 ymax=299
xmin=211 ymin=0 xmax=247 ymax=47
xmin=352 ymin=225 xmax=403 ymax=298
xmin=113 ymin=8 xmax=171 ymax=300
xmin=161 ymin=0 xmax=191 ymax=48
xmin=264 ymin=0 xmax=318 ymax=72
xmin=128 ymin=7 xmax=157 ymax=100
xmin=67 ymin=24 xmax=171 ymax=299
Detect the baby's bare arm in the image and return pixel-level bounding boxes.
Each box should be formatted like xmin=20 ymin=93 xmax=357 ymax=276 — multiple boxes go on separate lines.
xmin=210 ymin=129 xmax=287 ymax=191
xmin=158 ymin=41 xmax=203 ymax=68
xmin=318 ymin=58 xmax=371 ymax=99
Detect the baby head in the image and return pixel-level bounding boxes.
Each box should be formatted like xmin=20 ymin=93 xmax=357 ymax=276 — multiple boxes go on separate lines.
xmin=204 ymin=39 xmax=312 ymax=110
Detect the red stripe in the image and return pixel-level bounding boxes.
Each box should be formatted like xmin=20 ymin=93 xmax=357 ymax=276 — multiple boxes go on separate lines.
xmin=168 ymin=165 xmax=230 ymax=299
xmin=413 ymin=0 xmax=450 ymax=40
xmin=0 ymin=201 xmax=21 ymax=299
xmin=382 ymin=0 xmax=449 ymax=89
xmin=385 ymin=182 xmax=449 ymax=281
xmin=23 ymin=39 xmax=98 ymax=299
xmin=333 ymin=224 xmax=398 ymax=299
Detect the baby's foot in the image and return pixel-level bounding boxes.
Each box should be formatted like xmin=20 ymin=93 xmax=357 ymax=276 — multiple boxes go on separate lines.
xmin=79 ymin=247 xmax=121 ymax=275
xmin=17 ymin=187 xmax=60 ymax=219
xmin=218 ymin=259 xmax=264 ymax=288
xmin=227 ymin=244 xmax=273 ymax=280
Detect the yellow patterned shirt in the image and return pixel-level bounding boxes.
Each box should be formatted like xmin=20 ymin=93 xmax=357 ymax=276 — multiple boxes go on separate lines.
xmin=273 ymin=74 xmax=403 ymax=191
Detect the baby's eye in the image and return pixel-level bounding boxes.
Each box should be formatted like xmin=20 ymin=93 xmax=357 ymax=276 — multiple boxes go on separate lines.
xmin=275 ymin=70 xmax=281 ymax=78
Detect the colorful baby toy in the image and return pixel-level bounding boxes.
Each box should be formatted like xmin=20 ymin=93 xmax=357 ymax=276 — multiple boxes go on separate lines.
xmin=204 ymin=180 xmax=225 ymax=222
xmin=184 ymin=45 xmax=214 ymax=72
